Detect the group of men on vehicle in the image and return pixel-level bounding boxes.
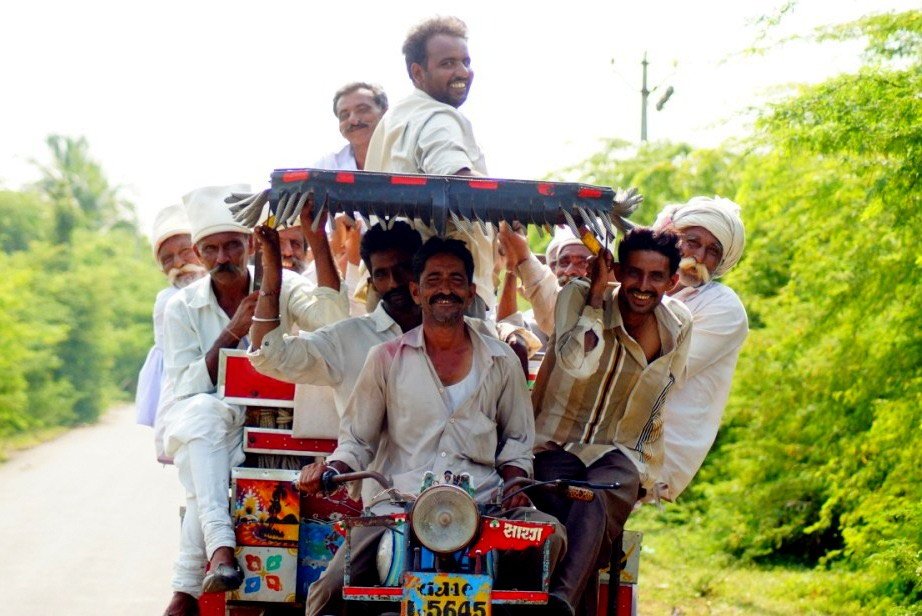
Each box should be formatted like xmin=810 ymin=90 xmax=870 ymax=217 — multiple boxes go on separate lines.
xmin=136 ymin=15 xmax=748 ymax=616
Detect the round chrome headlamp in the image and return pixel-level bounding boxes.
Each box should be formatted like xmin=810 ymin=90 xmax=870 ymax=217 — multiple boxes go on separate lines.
xmin=410 ymin=484 xmax=480 ymax=554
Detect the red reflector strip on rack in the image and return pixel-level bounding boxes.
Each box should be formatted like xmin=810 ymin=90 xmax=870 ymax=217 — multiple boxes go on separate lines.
xmin=537 ymin=183 xmax=554 ymax=196
xmin=577 ymin=187 xmax=603 ymax=198
xmin=282 ymin=170 xmax=310 ymax=183
xmin=335 ymin=172 xmax=355 ymax=184
xmin=468 ymin=180 xmax=499 ymax=190
xmin=390 ymin=175 xmax=428 ymax=186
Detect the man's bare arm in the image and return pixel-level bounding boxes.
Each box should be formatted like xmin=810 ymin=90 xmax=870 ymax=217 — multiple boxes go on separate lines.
xmin=205 ymin=292 xmax=258 ymax=383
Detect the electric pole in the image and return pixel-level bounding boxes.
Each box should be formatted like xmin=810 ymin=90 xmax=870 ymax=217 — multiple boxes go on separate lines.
xmin=639 ymin=53 xmax=675 ymax=143
xmin=640 ymin=52 xmax=649 ymax=142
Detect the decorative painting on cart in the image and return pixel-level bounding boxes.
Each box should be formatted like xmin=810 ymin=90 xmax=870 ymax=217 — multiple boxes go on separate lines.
xmin=233 ymin=469 xmax=300 ymax=548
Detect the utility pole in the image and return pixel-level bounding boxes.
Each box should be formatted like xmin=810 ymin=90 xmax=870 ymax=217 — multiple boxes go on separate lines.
xmin=640 ymin=51 xmax=649 ymax=142
xmin=639 ymin=52 xmax=674 ymax=143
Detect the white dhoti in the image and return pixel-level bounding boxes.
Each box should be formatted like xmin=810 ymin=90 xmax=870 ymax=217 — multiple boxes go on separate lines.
xmin=161 ymin=393 xmax=245 ymax=596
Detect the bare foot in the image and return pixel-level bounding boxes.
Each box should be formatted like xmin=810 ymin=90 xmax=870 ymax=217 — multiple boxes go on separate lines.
xmin=163 ymin=591 xmax=198 ymax=616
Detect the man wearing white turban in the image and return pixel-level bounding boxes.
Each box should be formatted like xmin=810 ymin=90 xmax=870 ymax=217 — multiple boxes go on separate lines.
xmin=653 ymin=196 xmax=749 ymax=500
xmin=136 ymin=205 xmax=207 ymax=429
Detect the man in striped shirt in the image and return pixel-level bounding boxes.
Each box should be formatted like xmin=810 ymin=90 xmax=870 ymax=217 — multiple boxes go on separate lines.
xmin=531 ymin=227 xmax=692 ymax=615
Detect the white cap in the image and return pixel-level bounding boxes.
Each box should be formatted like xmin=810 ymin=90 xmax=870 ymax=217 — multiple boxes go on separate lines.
xmin=150 ymin=204 xmax=191 ymax=258
xmin=182 ymin=184 xmax=252 ymax=244
xmin=545 ymin=226 xmax=585 ymax=266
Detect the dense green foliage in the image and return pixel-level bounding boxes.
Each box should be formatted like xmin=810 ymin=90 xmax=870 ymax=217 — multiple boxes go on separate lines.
xmin=0 ymin=136 xmax=162 ymax=441
xmin=566 ymin=11 xmax=921 ymax=612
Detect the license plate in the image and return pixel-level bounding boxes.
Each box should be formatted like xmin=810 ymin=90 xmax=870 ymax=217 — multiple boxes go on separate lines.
xmin=402 ymin=572 xmax=491 ymax=616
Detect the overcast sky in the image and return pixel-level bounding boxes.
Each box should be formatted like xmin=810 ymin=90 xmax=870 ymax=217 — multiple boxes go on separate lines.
xmin=1 ymin=0 xmax=913 ymax=232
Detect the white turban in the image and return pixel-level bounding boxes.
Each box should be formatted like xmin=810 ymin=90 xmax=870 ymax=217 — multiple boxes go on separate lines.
xmin=182 ymin=184 xmax=252 ymax=244
xmin=150 ymin=204 xmax=190 ymax=258
xmin=545 ymin=225 xmax=585 ymax=266
xmin=654 ymin=196 xmax=745 ymax=277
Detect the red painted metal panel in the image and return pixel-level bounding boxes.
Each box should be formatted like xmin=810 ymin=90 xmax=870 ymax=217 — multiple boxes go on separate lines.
xmin=197 ymin=591 xmax=226 ymax=615
xmin=244 ymin=428 xmax=337 ymax=455
xmin=222 ymin=354 xmax=295 ymax=402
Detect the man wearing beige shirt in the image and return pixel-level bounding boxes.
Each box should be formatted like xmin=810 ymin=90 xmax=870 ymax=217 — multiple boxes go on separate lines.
xmin=365 ymin=16 xmax=497 ymax=319
xmin=296 ymin=237 xmax=567 ymax=616
xmin=531 ymin=228 xmax=692 ymax=615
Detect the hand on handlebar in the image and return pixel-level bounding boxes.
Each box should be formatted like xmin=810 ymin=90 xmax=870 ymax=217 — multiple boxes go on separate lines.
xmin=296 ymin=461 xmax=332 ymax=495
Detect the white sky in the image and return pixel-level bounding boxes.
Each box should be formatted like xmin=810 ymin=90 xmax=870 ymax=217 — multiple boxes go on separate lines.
xmin=1 ymin=0 xmax=913 ymax=232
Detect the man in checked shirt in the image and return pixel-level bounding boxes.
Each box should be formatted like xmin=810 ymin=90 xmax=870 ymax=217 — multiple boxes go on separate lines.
xmin=531 ymin=227 xmax=693 ymax=615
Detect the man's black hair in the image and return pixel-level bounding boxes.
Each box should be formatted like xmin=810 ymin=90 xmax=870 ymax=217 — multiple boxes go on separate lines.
xmin=401 ymin=16 xmax=468 ymax=78
xmin=359 ymin=221 xmax=423 ymax=270
xmin=412 ymin=236 xmax=474 ymax=283
xmin=617 ymin=227 xmax=682 ymax=275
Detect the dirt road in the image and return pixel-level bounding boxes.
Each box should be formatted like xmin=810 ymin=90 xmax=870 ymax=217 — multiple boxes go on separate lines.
xmin=1 ymin=406 xmax=181 ymax=615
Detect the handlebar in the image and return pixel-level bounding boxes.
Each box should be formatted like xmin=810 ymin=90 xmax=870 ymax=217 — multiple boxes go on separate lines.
xmin=320 ymin=469 xmax=392 ymax=493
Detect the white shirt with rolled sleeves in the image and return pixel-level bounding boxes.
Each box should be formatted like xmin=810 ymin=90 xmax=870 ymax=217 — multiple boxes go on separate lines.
xmin=247 ymin=301 xmax=403 ymax=419
xmin=660 ymin=281 xmax=748 ymax=500
xmin=327 ymin=320 xmax=535 ymax=510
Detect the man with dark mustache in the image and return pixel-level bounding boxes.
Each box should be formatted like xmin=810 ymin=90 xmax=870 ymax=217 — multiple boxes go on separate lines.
xmin=313 ymin=81 xmax=388 ymax=172
xmin=136 ymin=204 xmax=207 ymax=429
xmin=296 ymin=237 xmax=567 ymax=616
xmin=531 ymin=228 xmax=693 ymax=615
xmin=157 ymin=185 xmax=348 ymax=615
xmin=365 ymin=16 xmax=498 ymax=320
xmin=247 ymin=220 xmax=423 ymax=418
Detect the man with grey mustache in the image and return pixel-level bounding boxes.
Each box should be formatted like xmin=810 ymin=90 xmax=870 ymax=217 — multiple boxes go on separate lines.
xmin=653 ymin=196 xmax=748 ymax=501
xmin=136 ymin=204 xmax=207 ymax=428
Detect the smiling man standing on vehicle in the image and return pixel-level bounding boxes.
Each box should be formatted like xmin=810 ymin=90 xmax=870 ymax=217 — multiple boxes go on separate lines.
xmin=365 ymin=16 xmax=498 ymax=320
xmin=531 ymin=228 xmax=692 ymax=616
xmin=297 ymin=237 xmax=568 ymax=616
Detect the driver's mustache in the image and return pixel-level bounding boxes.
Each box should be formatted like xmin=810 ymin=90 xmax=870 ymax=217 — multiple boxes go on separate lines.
xmin=429 ymin=293 xmax=462 ymax=304
xmin=210 ymin=263 xmax=242 ymax=275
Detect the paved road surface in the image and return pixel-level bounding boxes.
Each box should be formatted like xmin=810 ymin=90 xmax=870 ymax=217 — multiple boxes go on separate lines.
xmin=1 ymin=406 xmax=180 ymax=615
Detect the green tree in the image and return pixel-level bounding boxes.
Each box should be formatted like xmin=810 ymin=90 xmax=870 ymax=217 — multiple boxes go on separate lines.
xmin=33 ymin=135 xmax=138 ymax=241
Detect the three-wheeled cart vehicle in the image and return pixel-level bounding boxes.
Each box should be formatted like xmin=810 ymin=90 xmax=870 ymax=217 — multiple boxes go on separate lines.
xmin=197 ymin=169 xmax=643 ymax=615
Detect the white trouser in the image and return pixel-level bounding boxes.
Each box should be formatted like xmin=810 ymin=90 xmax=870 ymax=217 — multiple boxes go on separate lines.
xmin=164 ymin=394 xmax=246 ymax=596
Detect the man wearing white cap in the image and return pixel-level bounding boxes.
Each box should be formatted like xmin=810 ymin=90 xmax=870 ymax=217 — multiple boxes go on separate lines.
xmin=136 ymin=205 xmax=207 ymax=428
xmin=653 ymin=195 xmax=748 ymax=500
xmin=158 ymin=185 xmax=348 ymax=615
xmin=497 ymin=225 xmax=593 ymax=340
